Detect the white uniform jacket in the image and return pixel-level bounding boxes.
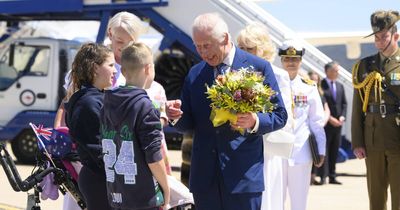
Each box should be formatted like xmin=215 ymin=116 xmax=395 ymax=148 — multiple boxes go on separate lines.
xmin=288 ymin=75 xmax=326 ymax=165
xmin=272 ymin=66 xmax=294 ymax=127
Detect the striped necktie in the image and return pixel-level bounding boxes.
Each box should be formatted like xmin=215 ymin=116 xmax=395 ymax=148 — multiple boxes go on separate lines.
xmin=216 ymin=63 xmax=228 ymax=76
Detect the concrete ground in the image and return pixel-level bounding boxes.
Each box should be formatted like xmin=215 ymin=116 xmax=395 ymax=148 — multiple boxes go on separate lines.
xmin=0 ymin=144 xmax=390 ymax=210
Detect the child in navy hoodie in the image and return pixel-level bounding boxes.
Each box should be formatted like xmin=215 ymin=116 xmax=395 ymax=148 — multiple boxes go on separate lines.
xmin=100 ymin=42 xmax=170 ymax=210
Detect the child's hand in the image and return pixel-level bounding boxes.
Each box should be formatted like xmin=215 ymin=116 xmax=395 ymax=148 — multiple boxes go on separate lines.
xmin=161 ymin=187 xmax=170 ymax=210
xmin=148 ymin=161 xmax=171 ymax=210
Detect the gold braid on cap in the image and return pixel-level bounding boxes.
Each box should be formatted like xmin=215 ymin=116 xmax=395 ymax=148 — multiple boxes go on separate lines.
xmin=352 ymin=61 xmax=383 ymax=112
xmin=286 ymin=48 xmax=297 ymax=56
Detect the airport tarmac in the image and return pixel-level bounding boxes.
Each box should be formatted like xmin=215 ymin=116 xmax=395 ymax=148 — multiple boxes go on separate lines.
xmin=0 ymin=143 xmax=387 ymax=210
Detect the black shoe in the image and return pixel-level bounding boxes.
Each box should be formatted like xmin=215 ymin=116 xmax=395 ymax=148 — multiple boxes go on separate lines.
xmin=311 ymin=180 xmax=323 ymax=185
xmin=319 ymin=178 xmax=326 ymax=185
xmin=329 ymin=178 xmax=342 ymax=185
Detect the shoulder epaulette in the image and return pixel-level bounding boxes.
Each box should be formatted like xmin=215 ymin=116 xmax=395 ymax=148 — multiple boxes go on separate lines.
xmin=394 ymin=49 xmax=400 ymax=62
xmin=301 ymin=77 xmax=316 ymax=86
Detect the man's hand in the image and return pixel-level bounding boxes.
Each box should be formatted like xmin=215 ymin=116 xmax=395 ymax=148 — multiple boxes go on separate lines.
xmin=166 ymin=100 xmax=183 ymax=120
xmin=329 ymin=117 xmax=342 ymax=127
xmin=314 ymin=155 xmax=325 ymax=168
xmin=353 ymin=147 xmax=366 ymax=159
xmin=231 ymin=113 xmax=257 ymax=130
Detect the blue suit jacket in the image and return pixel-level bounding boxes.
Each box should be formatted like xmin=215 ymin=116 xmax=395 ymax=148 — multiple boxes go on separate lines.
xmin=175 ymin=48 xmax=287 ymax=193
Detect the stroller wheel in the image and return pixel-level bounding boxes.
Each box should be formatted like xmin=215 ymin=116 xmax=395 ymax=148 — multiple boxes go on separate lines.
xmin=11 ymin=129 xmax=37 ymax=164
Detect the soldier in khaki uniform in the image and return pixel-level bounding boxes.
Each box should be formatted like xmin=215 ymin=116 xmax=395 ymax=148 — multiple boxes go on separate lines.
xmin=352 ymin=10 xmax=400 ymax=210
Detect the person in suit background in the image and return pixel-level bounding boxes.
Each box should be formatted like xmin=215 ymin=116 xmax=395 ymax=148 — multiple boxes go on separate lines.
xmin=166 ymin=13 xmax=287 ymax=210
xmin=308 ymin=71 xmax=331 ymax=125
xmin=320 ymin=61 xmax=347 ymax=185
xmin=308 ymin=71 xmax=331 ymax=186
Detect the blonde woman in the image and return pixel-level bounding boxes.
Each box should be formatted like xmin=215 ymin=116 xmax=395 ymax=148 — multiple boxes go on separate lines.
xmin=55 ymin=11 xmax=145 ymax=127
xmin=237 ymin=23 xmax=293 ymax=210
xmin=106 ymin=11 xmax=146 ymax=87
xmin=237 ymin=23 xmax=276 ymax=62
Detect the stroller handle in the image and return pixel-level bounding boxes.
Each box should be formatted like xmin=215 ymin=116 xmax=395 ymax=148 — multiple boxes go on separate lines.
xmin=0 ymin=143 xmax=61 ymax=192
xmin=0 ymin=143 xmax=20 ymax=191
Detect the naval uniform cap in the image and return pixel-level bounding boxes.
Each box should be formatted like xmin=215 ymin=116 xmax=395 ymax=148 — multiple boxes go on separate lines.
xmin=278 ymin=39 xmax=305 ymax=57
xmin=365 ymin=10 xmax=400 ymax=38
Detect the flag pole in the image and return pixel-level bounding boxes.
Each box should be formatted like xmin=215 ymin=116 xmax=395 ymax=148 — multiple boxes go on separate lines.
xmin=29 ymin=123 xmax=57 ymax=167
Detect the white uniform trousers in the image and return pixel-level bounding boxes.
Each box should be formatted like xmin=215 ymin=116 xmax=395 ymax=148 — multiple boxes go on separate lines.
xmin=282 ymin=160 xmax=312 ymax=210
xmin=261 ymin=154 xmax=284 ymax=210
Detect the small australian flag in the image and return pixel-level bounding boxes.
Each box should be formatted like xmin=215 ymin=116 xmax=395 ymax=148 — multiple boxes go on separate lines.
xmin=29 ymin=123 xmax=73 ymax=158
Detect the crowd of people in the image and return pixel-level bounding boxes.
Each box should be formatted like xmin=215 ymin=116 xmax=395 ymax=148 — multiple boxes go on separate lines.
xmin=51 ymin=8 xmax=400 ymax=210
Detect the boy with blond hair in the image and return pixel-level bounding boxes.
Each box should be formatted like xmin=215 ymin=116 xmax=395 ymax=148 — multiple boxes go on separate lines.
xmin=100 ymin=42 xmax=170 ymax=210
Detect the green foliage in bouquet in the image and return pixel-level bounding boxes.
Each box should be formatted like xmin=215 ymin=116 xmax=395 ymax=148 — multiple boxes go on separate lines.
xmin=206 ymin=67 xmax=276 ymax=114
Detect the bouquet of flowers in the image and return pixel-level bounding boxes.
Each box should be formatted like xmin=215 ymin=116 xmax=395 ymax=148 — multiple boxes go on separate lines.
xmin=206 ymin=67 xmax=276 ymax=133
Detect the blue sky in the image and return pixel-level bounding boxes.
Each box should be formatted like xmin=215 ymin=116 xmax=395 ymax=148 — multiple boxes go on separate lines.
xmin=258 ymin=0 xmax=400 ymax=33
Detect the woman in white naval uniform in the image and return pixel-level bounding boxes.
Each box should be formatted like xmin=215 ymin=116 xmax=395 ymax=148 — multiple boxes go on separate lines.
xmin=278 ymin=40 xmax=326 ymax=210
xmin=237 ymin=23 xmax=294 ymax=210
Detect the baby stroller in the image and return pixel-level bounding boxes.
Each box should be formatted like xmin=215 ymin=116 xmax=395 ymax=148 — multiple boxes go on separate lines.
xmin=0 ymin=123 xmax=86 ymax=210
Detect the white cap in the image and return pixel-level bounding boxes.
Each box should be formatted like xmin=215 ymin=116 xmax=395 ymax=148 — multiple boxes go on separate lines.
xmin=278 ymin=39 xmax=305 ymax=57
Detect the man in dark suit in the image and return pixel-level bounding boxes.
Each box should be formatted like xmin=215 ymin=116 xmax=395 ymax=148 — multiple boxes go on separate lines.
xmin=166 ymin=13 xmax=287 ymax=210
xmin=320 ymin=61 xmax=347 ymax=185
